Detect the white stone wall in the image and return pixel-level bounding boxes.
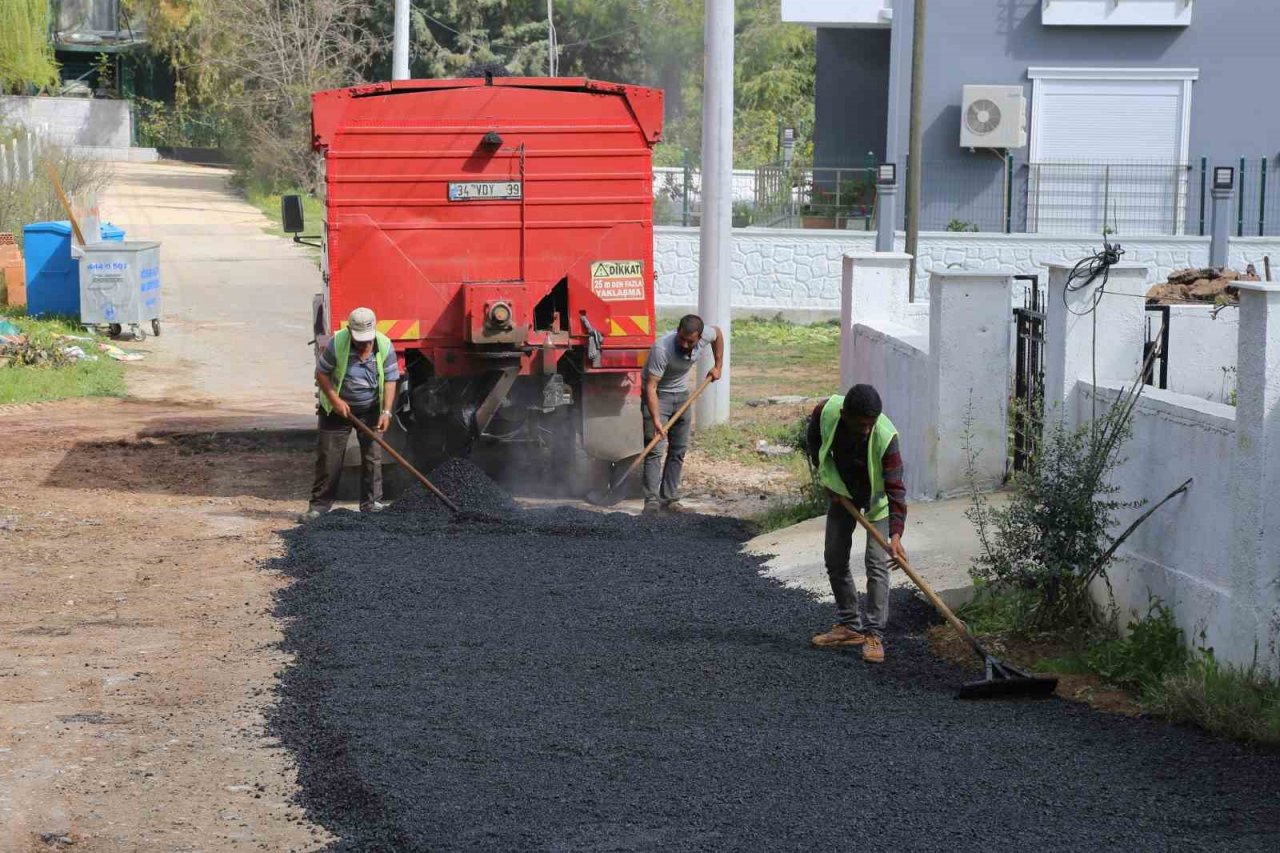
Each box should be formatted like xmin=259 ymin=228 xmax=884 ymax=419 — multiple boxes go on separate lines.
xmin=0 ymin=96 xmax=132 ymax=149
xmin=1228 ymin=238 xmax=1280 ymax=277
xmin=654 ymin=227 xmax=1212 ymax=311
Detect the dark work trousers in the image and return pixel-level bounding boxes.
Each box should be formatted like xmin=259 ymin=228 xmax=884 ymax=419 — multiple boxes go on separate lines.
xmin=309 ymin=407 xmax=382 ymax=512
xmin=823 ymin=499 xmax=892 ymax=638
xmin=642 ymin=390 xmax=691 ymax=504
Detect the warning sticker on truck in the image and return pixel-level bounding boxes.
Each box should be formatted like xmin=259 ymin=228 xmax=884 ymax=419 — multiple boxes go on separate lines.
xmin=590 ymin=260 xmax=645 ymax=301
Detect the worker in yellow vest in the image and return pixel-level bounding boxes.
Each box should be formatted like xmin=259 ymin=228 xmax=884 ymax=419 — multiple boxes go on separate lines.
xmin=805 ymin=384 xmax=908 ymax=663
xmin=302 ymin=307 xmax=400 ymax=521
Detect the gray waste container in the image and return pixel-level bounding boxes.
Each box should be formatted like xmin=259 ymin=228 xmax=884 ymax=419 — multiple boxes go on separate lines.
xmin=78 ymin=241 xmax=162 ymax=340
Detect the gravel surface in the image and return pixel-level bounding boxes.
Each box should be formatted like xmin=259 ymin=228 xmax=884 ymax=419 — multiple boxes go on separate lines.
xmin=273 ymin=462 xmax=1280 ymax=852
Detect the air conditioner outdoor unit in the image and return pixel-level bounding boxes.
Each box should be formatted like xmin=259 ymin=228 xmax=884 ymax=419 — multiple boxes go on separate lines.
xmin=960 ymin=85 xmax=1027 ymax=149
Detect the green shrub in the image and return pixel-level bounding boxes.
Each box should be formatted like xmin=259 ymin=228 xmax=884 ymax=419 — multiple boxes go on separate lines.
xmin=1084 ymin=600 xmax=1189 ymax=694
xmin=966 ymin=398 xmax=1143 ymax=634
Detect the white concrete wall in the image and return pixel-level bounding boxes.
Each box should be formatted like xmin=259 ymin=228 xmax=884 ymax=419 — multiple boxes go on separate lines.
xmin=1043 ymin=263 xmax=1150 ymax=421
xmin=847 ymin=321 xmax=933 ymax=501
xmin=1164 ymin=305 xmax=1238 ymax=404
xmin=1056 ymin=279 xmax=1280 ymax=672
xmin=654 ymin=227 xmax=1211 ymax=311
xmin=1081 ymin=383 xmax=1241 ymax=661
xmin=929 ymin=272 xmax=1014 ymax=496
xmin=0 ymin=96 xmax=132 ymax=148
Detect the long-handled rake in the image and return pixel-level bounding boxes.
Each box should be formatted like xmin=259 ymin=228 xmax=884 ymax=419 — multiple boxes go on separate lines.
xmin=835 ymin=494 xmax=1058 ymax=700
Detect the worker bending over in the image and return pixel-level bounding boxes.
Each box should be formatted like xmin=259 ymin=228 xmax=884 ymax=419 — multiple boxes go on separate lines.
xmin=302 ymin=307 xmax=400 ymax=521
xmin=806 ymin=384 xmax=908 ymax=663
xmin=641 ymin=314 xmax=723 ymax=514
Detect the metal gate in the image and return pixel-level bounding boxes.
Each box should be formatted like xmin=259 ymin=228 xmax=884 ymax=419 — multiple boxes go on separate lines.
xmin=1144 ymin=305 xmax=1170 ymax=390
xmin=1012 ymin=275 xmax=1046 ymax=473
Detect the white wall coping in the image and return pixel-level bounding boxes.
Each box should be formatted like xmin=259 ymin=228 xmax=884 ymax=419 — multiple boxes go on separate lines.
xmin=1233 ymin=281 xmax=1280 ymax=294
xmin=846 ymin=251 xmax=911 ymax=261
xmin=1087 ymin=380 xmax=1237 ymax=433
xmin=1044 ymin=261 xmax=1152 ymax=272
xmin=929 ymin=269 xmax=1018 ymax=279
xmin=853 ymin=319 xmax=929 ymax=354
xmin=653 ymin=225 xmax=1214 ymax=245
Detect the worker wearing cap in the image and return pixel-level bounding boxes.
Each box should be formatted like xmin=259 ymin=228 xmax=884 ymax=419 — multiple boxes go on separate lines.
xmin=302 ymin=307 xmax=400 ymax=520
xmin=806 ymin=384 xmax=908 ymax=663
xmin=641 ymin=314 xmax=723 ymax=514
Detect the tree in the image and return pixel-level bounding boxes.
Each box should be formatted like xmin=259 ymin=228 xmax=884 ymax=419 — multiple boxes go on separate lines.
xmin=201 ymin=0 xmax=373 ymax=189
xmin=0 ymin=0 xmax=59 ymax=94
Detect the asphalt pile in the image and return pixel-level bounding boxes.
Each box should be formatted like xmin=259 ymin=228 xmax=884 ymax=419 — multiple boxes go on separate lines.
xmin=273 ymin=461 xmax=1280 ymax=851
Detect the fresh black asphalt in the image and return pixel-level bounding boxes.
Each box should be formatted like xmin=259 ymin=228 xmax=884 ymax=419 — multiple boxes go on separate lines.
xmin=271 ymin=461 xmax=1280 ymax=851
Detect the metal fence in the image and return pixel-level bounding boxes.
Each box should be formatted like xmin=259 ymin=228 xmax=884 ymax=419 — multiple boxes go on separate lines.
xmin=753 ymin=166 xmax=878 ymax=229
xmin=661 ymin=156 xmax=1280 ymax=236
xmin=1026 ymin=162 xmax=1194 ymax=236
xmin=0 ymin=128 xmax=47 ymax=185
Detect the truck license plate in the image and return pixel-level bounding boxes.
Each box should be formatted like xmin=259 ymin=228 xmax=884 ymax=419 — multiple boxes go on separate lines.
xmin=448 ymin=181 xmax=522 ymax=201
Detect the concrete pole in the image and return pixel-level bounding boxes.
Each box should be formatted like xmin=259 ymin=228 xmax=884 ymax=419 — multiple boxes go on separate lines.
xmin=696 ymin=0 xmax=734 ymax=426
xmin=884 ymin=0 xmax=913 ymax=184
xmin=392 ymin=0 xmax=410 ymax=81
xmin=904 ymin=0 xmax=926 ymax=299
xmin=1229 ymin=281 xmax=1280 ymax=671
xmin=876 ymin=180 xmax=898 ymax=252
xmin=1210 ymin=184 xmax=1234 ymax=269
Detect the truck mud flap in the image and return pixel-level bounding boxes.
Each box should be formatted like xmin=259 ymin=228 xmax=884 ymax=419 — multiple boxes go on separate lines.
xmin=580 ymin=374 xmax=643 ymax=462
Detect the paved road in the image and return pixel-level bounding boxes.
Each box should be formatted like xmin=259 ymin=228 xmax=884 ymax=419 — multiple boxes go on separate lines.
xmin=275 ymin=464 xmax=1280 ymax=851
xmin=100 ymin=162 xmax=321 ymax=418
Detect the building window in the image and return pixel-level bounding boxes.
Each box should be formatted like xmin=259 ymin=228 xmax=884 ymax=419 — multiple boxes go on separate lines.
xmin=1026 ymin=67 xmax=1198 ymax=235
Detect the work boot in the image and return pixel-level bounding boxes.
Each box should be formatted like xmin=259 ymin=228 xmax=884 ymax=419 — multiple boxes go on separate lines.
xmin=643 ymin=500 xmax=662 ymax=515
xmin=361 ymin=501 xmax=389 ymax=513
xmin=298 ymin=508 xmax=326 ymax=523
xmin=662 ymin=500 xmax=686 ymax=514
xmin=862 ymin=635 xmax=886 ymax=663
xmin=811 ymin=624 xmax=868 ymax=648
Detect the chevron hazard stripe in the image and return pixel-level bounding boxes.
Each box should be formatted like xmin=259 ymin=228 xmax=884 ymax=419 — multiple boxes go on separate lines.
xmin=606 ymin=315 xmax=652 ymax=336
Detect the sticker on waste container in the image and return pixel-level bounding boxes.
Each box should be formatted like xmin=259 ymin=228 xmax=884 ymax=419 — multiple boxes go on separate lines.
xmin=590 ymin=260 xmax=645 ymax=301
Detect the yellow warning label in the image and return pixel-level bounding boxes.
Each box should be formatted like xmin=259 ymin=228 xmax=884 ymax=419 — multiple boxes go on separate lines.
xmin=590 ymin=259 xmax=645 ymax=302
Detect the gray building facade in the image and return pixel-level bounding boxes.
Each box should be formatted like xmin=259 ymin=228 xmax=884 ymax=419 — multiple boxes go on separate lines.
xmin=793 ymin=0 xmax=1279 ymax=235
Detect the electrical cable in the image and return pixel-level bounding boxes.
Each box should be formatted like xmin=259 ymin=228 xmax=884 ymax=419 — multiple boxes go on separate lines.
xmin=1061 ymin=239 xmax=1125 ymax=425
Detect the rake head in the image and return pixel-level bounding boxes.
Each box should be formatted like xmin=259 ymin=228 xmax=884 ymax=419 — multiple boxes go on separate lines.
xmin=958 ymin=654 xmax=1059 ymax=700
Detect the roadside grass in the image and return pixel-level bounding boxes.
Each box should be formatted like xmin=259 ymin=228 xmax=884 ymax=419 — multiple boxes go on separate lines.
xmin=244 ymin=186 xmax=324 ymax=240
xmin=650 ymin=313 xmax=840 ymax=530
xmin=0 ymin=309 xmax=126 ymax=405
xmin=956 ymin=587 xmax=1280 ymax=747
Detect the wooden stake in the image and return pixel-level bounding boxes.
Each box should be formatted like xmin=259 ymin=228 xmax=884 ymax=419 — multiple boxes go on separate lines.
xmin=45 ymin=163 xmax=86 ymax=246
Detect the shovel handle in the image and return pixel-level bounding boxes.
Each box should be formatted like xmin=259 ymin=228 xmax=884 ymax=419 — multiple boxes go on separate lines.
xmin=611 ymin=373 xmax=717 ymax=489
xmin=347 ymin=414 xmax=460 ymax=513
xmin=834 ymin=494 xmax=974 ymax=644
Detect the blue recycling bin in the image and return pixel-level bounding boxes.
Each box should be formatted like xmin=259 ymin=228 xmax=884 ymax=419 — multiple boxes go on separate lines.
xmin=23 ymin=220 xmax=125 ymax=317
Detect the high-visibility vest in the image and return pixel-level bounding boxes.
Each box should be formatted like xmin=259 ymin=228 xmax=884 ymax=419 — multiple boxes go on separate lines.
xmin=319 ymin=329 xmax=392 ymax=414
xmin=817 ymin=395 xmax=898 ymax=522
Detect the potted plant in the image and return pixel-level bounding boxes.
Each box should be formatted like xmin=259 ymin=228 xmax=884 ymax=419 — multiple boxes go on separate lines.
xmin=800 ymin=187 xmax=838 ymax=229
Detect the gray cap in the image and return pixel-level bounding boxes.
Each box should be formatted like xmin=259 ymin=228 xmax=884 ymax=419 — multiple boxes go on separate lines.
xmin=348 ymin=307 xmax=376 ymax=342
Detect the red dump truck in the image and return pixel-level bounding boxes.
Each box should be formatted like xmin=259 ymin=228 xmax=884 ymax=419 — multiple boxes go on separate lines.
xmin=303 ymin=76 xmax=664 ymax=489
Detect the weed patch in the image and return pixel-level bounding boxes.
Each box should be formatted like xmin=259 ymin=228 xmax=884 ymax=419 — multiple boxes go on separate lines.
xmin=0 ymin=309 xmax=125 ymax=404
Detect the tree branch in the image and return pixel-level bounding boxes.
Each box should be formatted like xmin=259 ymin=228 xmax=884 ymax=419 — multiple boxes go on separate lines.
xmin=1085 ymin=477 xmax=1193 ymax=582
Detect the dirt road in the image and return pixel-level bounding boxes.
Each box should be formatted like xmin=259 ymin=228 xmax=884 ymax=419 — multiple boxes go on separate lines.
xmin=1 ymin=162 xmax=328 ymax=850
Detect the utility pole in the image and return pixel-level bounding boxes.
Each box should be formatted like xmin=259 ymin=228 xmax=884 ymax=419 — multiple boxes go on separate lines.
xmin=696 ymin=0 xmax=734 ymax=426
xmin=904 ymin=0 xmax=925 ymax=299
xmin=547 ymin=0 xmax=558 ymax=77
xmin=393 ymin=0 xmax=410 ymax=81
